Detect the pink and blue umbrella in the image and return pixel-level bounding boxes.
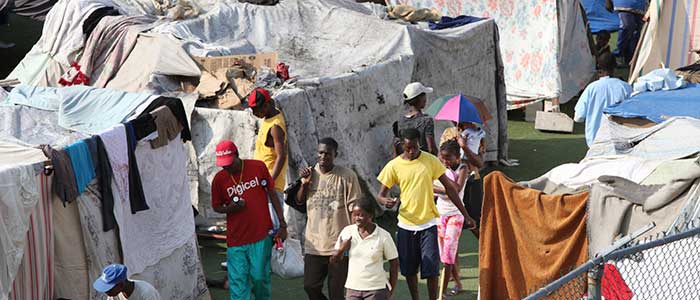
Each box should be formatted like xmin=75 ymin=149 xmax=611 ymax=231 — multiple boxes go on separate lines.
xmin=425 ymin=94 xmax=486 ymax=124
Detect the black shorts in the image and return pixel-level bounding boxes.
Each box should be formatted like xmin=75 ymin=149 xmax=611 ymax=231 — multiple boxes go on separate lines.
xmin=396 ymin=225 xmax=439 ymax=279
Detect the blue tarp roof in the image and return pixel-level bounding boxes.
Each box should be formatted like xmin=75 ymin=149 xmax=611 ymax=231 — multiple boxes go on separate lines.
xmin=581 ymin=0 xmax=620 ymax=33
xmin=604 ymin=84 xmax=700 ymax=123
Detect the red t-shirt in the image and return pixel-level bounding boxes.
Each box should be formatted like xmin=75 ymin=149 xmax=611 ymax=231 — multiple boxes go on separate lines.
xmin=211 ymin=159 xmax=274 ymax=247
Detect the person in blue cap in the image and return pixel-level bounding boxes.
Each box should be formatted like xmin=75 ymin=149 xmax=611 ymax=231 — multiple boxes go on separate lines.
xmin=93 ymin=264 xmax=161 ymax=300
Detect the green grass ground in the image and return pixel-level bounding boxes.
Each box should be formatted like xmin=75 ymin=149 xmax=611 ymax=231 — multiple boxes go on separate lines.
xmin=2 ymin=15 xmax=616 ymax=300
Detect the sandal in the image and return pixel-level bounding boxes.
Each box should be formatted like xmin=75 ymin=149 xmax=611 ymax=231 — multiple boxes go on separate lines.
xmin=447 ymin=287 xmax=460 ymax=296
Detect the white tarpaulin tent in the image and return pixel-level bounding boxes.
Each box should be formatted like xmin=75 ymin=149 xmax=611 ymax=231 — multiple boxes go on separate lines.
xmin=0 ymin=90 xmax=209 ymax=300
xmin=7 ymin=0 xmax=508 ymax=223
xmin=629 ymin=0 xmax=700 ymax=82
xmin=388 ymin=0 xmax=596 ymax=109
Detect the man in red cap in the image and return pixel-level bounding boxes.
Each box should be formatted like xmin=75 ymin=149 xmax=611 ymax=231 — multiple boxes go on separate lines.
xmin=248 ymin=88 xmax=296 ymax=236
xmin=211 ymin=139 xmax=287 ymax=300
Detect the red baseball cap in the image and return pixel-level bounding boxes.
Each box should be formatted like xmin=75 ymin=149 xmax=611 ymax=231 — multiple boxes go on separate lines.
xmin=247 ymin=87 xmax=271 ymax=108
xmin=215 ymin=140 xmax=238 ymax=167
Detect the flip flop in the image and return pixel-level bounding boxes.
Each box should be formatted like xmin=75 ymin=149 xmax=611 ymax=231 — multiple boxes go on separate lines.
xmin=447 ymin=287 xmax=460 ymax=296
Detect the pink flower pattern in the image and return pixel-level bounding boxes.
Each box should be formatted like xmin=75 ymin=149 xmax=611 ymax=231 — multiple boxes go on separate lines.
xmin=386 ymin=0 xmax=595 ymax=102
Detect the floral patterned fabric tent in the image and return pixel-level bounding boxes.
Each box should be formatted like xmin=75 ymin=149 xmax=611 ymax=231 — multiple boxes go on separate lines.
xmin=389 ymin=0 xmax=596 ymax=109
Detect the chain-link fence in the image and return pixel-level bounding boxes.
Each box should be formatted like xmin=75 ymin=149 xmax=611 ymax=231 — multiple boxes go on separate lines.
xmin=524 ymin=221 xmax=700 ymax=300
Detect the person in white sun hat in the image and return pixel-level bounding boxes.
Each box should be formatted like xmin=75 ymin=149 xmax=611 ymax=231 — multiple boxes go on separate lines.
xmin=392 ymin=82 xmax=438 ymax=157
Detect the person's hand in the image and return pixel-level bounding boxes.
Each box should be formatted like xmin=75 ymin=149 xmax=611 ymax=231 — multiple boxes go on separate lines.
xmin=329 ymin=253 xmax=341 ymax=264
xmin=456 ymin=134 xmax=468 ymax=149
xmin=605 ymin=0 xmax=613 ymax=12
xmin=275 ymin=227 xmax=288 ymax=242
xmin=464 ymin=216 xmax=477 ymax=230
xmin=299 ymin=167 xmax=313 ymax=185
xmin=384 ymin=197 xmax=398 ymax=209
xmin=642 ymin=11 xmax=650 ymax=22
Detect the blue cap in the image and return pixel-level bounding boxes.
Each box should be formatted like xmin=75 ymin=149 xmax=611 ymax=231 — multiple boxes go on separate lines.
xmin=93 ymin=264 xmax=127 ymax=292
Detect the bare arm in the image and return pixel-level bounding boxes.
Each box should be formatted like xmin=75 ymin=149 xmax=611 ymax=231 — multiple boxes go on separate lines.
xmin=388 ymin=258 xmax=399 ymax=296
xmin=295 ymin=167 xmax=313 ymax=204
xmin=438 ymin=174 xmax=475 ymax=229
xmin=457 ymin=135 xmax=484 ymax=169
xmin=377 ymin=185 xmax=398 ymax=209
xmin=330 ymin=238 xmax=351 ymax=264
xmin=455 ymin=166 xmax=469 ymax=192
xmin=269 ymin=125 xmax=287 ymax=182
xmin=268 ymin=190 xmax=288 ymax=241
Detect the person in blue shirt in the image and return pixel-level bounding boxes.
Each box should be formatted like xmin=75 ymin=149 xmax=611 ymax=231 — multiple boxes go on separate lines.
xmin=574 ymin=53 xmax=632 ymax=146
xmin=606 ymin=0 xmax=648 ymax=64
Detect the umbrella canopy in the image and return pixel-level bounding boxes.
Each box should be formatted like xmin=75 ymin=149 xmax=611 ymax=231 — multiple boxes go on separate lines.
xmin=426 ymin=94 xmax=489 ymax=124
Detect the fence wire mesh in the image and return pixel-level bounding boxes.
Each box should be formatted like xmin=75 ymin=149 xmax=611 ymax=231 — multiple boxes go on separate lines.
xmin=525 ymin=222 xmax=700 ymax=300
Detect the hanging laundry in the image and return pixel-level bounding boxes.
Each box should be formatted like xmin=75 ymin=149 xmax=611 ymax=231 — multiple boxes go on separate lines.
xmin=86 ymin=136 xmax=117 ymax=231
xmin=41 ymin=144 xmax=79 ymax=204
xmin=98 ymin=124 xmax=129 ymax=212
xmin=479 ymin=171 xmax=589 ymax=300
xmin=135 ymin=96 xmax=191 ymax=141
xmin=7 ymin=173 xmax=53 ymax=300
xmin=125 ymin=122 xmax=150 ymax=213
xmin=429 ymin=15 xmax=485 ymax=30
xmin=130 ymin=113 xmax=156 ymax=141
xmin=150 ymin=105 xmax=183 ymax=149
xmin=64 ymin=140 xmax=96 ymax=194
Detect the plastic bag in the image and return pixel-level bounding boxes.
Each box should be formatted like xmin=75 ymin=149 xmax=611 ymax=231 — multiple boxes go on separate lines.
xmin=270 ymin=238 xmax=304 ymax=279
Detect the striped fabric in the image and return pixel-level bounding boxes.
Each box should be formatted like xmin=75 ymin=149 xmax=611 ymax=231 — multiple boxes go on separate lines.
xmin=8 ymin=174 xmax=53 ymax=300
xmin=631 ymin=0 xmax=700 ymax=82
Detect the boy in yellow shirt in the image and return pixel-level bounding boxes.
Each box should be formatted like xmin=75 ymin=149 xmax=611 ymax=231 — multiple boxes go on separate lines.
xmin=376 ymin=128 xmax=475 ymax=300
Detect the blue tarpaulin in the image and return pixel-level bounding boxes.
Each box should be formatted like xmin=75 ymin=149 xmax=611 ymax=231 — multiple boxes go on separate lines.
xmin=581 ymin=0 xmax=620 ymax=33
xmin=603 ymin=84 xmax=700 ymax=123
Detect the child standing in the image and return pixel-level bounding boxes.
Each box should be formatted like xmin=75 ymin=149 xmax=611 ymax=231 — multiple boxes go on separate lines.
xmin=433 ymin=141 xmax=469 ymax=297
xmin=456 ymin=122 xmax=486 ymax=238
xmin=331 ymin=199 xmax=399 ymax=300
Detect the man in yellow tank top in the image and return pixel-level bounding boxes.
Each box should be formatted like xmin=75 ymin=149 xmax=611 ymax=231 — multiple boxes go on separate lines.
xmin=248 ymin=88 xmax=290 ymax=233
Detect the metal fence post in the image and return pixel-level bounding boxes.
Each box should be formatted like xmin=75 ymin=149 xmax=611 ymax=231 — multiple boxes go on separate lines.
xmin=586 ymin=263 xmax=603 ymax=300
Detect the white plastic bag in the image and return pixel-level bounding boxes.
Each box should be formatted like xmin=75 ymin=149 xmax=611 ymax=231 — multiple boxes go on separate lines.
xmin=270 ymin=238 xmax=304 ymax=279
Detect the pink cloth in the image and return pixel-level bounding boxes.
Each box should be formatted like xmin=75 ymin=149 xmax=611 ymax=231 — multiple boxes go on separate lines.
xmin=437 ymin=214 xmax=464 ymax=264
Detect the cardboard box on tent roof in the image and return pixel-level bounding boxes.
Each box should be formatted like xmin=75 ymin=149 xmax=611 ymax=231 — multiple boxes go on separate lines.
xmin=193 ymin=53 xmax=278 ymax=109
